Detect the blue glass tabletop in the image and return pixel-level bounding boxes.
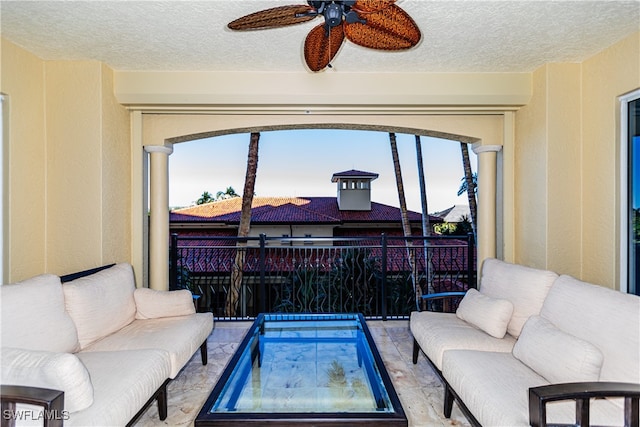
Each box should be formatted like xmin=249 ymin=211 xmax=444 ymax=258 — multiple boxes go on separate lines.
xmin=196 ymin=313 xmax=407 ymax=426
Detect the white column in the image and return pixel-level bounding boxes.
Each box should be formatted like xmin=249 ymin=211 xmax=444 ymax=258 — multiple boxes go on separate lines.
xmin=472 ymin=144 xmax=502 ymax=272
xmin=144 ymin=144 xmax=173 ymax=291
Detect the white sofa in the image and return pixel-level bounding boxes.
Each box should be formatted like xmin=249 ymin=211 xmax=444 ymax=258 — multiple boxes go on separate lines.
xmin=0 ymin=263 xmax=214 ymax=426
xmin=410 ymin=258 xmax=640 ymax=426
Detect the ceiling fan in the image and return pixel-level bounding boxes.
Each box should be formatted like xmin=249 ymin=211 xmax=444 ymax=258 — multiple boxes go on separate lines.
xmin=227 ymin=0 xmax=421 ymax=72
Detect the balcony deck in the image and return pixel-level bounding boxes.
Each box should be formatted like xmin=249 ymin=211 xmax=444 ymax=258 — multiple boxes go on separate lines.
xmin=133 ymin=320 xmax=470 ymax=427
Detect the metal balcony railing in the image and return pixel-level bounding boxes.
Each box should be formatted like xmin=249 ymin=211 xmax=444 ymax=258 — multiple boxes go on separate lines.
xmin=170 ymin=233 xmax=476 ymax=321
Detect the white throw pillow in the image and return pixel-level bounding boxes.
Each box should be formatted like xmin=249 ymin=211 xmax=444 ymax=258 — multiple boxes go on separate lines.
xmin=455 ymin=288 xmax=514 ymax=338
xmin=134 ymin=288 xmax=196 ymax=319
xmin=479 ymin=258 xmax=558 ymax=337
xmin=0 ymin=347 xmax=94 ymax=413
xmin=513 ymin=315 xmax=604 ymax=384
xmin=62 ymin=263 xmax=137 ymax=349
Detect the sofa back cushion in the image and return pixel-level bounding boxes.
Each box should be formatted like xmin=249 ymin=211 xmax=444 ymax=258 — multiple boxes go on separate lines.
xmin=540 ymin=275 xmax=640 ymax=383
xmin=513 ymin=315 xmax=603 ymax=383
xmin=63 ymin=263 xmax=137 ymax=349
xmin=479 ymin=258 xmax=558 ymax=337
xmin=1 ymin=274 xmax=80 ymax=353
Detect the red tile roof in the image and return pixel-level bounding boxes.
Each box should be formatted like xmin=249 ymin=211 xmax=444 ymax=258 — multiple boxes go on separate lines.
xmin=171 ymin=196 xmax=441 ymax=225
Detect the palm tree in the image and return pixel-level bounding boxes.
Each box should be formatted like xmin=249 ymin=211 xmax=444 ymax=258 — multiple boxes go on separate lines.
xmin=225 ymin=132 xmax=260 ymax=317
xmin=459 ymin=143 xmax=478 ymax=238
xmin=216 ymin=186 xmax=240 ymax=200
xmin=457 ymin=173 xmax=477 ymax=196
xmin=415 ymin=135 xmax=434 ymax=306
xmin=389 ymin=133 xmax=420 ymax=305
xmin=196 ymin=191 xmax=214 ymax=205
xmin=415 ymin=136 xmax=431 ymax=237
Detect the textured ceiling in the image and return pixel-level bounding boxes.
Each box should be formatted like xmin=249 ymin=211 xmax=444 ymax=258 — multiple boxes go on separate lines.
xmin=1 ymin=0 xmax=639 ymax=73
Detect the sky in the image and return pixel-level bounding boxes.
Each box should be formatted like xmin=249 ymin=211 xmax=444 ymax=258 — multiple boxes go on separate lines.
xmin=168 ymin=129 xmax=477 ymax=214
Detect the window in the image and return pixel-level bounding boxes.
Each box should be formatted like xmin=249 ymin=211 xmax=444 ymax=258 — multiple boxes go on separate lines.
xmin=623 ymin=90 xmax=640 ymax=295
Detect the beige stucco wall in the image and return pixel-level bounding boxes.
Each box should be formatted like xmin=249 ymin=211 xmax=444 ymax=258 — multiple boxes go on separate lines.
xmin=1 ymin=39 xmax=47 ymax=281
xmin=45 ymin=61 xmax=104 ymax=273
xmin=100 ymin=63 xmax=132 ymax=265
xmin=514 ymin=63 xmax=582 ymax=275
xmin=582 ymin=32 xmax=639 ymax=289
xmin=1 ymin=39 xmax=130 ymax=282
xmin=515 ymin=31 xmax=640 ymax=289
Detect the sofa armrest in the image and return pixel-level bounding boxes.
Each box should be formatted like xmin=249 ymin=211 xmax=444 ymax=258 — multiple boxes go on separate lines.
xmin=0 ymin=385 xmax=65 ymax=427
xmin=420 ymin=291 xmax=467 ymax=301
xmin=134 ymin=288 xmax=195 ymax=319
xmin=418 ymin=291 xmax=468 ymax=313
xmin=529 ymin=382 xmax=640 ymax=427
xmin=1 ymin=347 xmax=94 ymax=413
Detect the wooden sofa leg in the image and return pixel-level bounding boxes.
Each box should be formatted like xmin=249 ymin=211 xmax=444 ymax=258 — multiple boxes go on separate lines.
xmin=200 ymin=341 xmax=208 ymax=365
xmin=157 ymin=382 xmax=167 ymax=421
xmin=412 ymin=338 xmax=419 ymax=364
xmin=444 ymin=384 xmax=455 ymax=418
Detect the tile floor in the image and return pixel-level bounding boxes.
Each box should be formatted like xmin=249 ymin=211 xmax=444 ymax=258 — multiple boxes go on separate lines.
xmin=133 ymin=320 xmax=470 ymax=427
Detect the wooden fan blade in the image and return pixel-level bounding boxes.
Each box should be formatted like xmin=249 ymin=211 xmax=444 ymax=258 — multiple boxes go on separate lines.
xmin=304 ymin=23 xmax=345 ymax=72
xmin=228 ymin=5 xmax=316 ymax=30
xmin=345 ymin=4 xmax=421 ymax=50
xmin=351 ymin=0 xmax=397 ymax=14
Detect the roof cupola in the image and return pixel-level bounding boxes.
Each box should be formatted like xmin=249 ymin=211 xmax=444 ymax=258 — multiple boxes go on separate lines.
xmin=331 ymin=169 xmax=379 ymax=211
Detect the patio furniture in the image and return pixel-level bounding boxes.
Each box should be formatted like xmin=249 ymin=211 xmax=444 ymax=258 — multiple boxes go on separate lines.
xmin=1 ymin=263 xmax=214 ymax=426
xmin=411 ymin=258 xmax=640 ymax=426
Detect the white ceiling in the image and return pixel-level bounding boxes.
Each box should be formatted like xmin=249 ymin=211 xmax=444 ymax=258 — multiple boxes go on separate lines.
xmin=1 ymin=0 xmax=639 ymax=73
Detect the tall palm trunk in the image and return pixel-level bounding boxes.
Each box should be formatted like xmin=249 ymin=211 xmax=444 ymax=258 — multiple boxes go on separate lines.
xmin=415 ymin=135 xmax=433 ymax=308
xmin=225 ymin=132 xmax=260 ymax=317
xmin=389 ymin=133 xmax=420 ymax=305
xmin=460 ymin=142 xmax=478 ymax=238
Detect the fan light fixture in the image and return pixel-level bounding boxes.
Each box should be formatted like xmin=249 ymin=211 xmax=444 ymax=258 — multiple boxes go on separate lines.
xmin=325 ymin=3 xmax=342 ymax=25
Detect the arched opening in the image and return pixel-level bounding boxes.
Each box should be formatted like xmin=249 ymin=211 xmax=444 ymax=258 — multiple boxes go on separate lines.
xmin=168 ymin=129 xmax=476 ymax=213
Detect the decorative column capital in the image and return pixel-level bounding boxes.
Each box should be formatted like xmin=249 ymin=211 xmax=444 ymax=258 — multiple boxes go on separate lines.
xmin=472 ymin=144 xmax=502 ymax=155
xmin=144 ymin=144 xmax=173 ymax=155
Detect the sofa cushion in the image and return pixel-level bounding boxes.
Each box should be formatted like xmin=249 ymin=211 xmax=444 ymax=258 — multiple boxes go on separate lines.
xmin=70 ymin=349 xmax=170 ymax=426
xmin=134 ymin=288 xmax=195 ymax=319
xmin=0 ymin=347 xmax=93 ymax=413
xmin=479 ymin=258 xmax=558 ymax=337
xmin=63 ymin=263 xmax=137 ymax=349
xmin=513 ymin=316 xmax=603 ymax=384
xmin=83 ymin=313 xmax=213 ymax=378
xmin=442 ymin=350 xmax=625 ymax=426
xmin=410 ymin=310 xmax=516 ymax=371
xmin=1 ymin=274 xmax=80 ymax=353
xmin=540 ymin=275 xmax=640 ymax=384
xmin=456 ymin=288 xmax=513 ymax=338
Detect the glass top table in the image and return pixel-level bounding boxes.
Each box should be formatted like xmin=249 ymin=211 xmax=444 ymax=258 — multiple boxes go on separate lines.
xmin=195 ymin=313 xmax=407 ymax=426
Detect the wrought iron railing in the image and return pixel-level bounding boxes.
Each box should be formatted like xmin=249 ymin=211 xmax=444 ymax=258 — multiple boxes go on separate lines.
xmin=170 ymin=233 xmax=475 ymax=320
